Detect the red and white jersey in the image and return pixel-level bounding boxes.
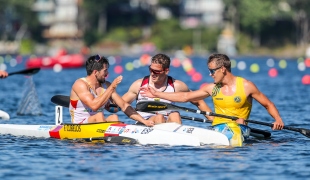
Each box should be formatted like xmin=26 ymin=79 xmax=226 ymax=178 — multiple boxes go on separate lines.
xmin=69 ymin=78 xmax=108 ymax=124
xmin=136 ymin=76 xmax=175 ymax=119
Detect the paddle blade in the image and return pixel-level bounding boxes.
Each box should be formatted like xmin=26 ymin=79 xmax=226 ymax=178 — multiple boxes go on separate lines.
xmin=300 ymin=128 xmax=310 ymax=138
xmin=51 ymin=95 xmax=70 ymax=108
xmin=136 ymin=101 xmax=169 ymax=112
xmin=8 ymin=68 xmax=41 ymax=76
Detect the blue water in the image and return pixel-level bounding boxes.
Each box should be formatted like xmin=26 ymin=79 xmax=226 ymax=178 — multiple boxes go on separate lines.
xmin=1 ymin=55 xmax=310 ymax=180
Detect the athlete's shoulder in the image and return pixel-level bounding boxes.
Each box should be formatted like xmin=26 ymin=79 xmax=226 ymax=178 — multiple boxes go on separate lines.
xmin=172 ymin=79 xmax=189 ymax=92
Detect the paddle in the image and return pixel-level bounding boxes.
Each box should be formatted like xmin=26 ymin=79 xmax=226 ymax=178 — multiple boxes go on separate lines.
xmin=136 ymin=101 xmax=310 ymax=138
xmin=7 ymin=68 xmax=41 ymax=76
xmin=51 ymin=95 xmax=70 ymax=108
xmin=51 ymin=95 xmax=271 ymax=138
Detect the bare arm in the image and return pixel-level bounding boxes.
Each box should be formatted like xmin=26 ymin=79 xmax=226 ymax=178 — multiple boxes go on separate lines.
xmin=140 ymin=83 xmax=211 ymax=102
xmin=174 ymin=80 xmax=213 ymax=120
xmin=71 ymin=76 xmax=122 ymax=111
xmin=122 ymin=79 xmax=143 ymax=104
xmin=245 ymin=80 xmax=284 ymax=130
xmin=112 ymin=92 xmax=154 ymax=127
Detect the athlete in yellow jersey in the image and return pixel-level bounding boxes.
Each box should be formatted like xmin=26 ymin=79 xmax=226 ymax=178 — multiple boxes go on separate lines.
xmin=140 ymin=53 xmax=284 ymax=130
xmin=212 ymin=76 xmax=252 ymax=126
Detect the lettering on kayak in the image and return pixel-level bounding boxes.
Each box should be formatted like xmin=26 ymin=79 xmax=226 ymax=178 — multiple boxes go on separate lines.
xmin=141 ymin=127 xmax=153 ymax=134
xmin=63 ymin=124 xmax=81 ymax=132
xmin=122 ymin=138 xmax=132 ymax=143
xmin=182 ymin=127 xmax=194 ymax=134
xmin=147 ymin=105 xmax=167 ymax=109
xmin=96 ymin=129 xmax=105 ymax=133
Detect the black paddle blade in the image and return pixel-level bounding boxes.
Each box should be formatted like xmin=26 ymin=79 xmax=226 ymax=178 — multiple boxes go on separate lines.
xmin=8 ymin=68 xmax=41 ymax=76
xmin=300 ymin=128 xmax=310 ymax=138
xmin=250 ymin=128 xmax=271 ymax=138
xmin=51 ymin=95 xmax=70 ymax=108
xmin=136 ymin=101 xmax=168 ymax=112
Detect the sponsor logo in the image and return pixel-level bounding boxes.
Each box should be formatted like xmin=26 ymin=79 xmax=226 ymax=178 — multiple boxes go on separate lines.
xmin=64 ymin=124 xmax=81 ymax=132
xmin=154 ymin=98 xmax=160 ymax=102
xmin=215 ymin=98 xmax=223 ymax=100
xmin=234 ymin=96 xmax=241 ymax=103
xmin=183 ymin=127 xmax=194 ymax=133
xmin=147 ymin=105 xmax=167 ymax=109
xmin=96 ymin=129 xmax=105 ymax=133
xmin=118 ymin=127 xmax=125 ymax=134
xmin=38 ymin=125 xmax=54 ymax=131
xmin=186 ymin=128 xmax=194 ymax=134
xmin=122 ymin=139 xmax=132 ymax=143
xmin=141 ymin=127 xmax=153 ymax=134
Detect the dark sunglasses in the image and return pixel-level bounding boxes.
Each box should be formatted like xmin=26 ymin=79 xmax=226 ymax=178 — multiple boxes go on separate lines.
xmin=149 ymin=66 xmax=165 ymax=74
xmin=209 ymin=66 xmax=222 ymax=75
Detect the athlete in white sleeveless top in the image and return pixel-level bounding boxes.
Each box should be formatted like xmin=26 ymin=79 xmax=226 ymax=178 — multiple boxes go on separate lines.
xmin=122 ymin=53 xmax=212 ymax=124
xmin=69 ymin=54 xmax=154 ymax=126
xmin=136 ymin=75 xmax=176 ymax=120
xmin=69 ymin=78 xmax=109 ymax=124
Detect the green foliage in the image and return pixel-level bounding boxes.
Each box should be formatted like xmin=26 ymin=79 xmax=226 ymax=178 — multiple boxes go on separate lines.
xmin=19 ymin=39 xmax=34 ymax=55
xmin=104 ymin=27 xmax=142 ymax=42
xmin=236 ymin=33 xmax=253 ymax=54
xmin=149 ymin=19 xmax=220 ymax=51
xmin=239 ymin=0 xmax=276 ymax=34
xmin=83 ymin=29 xmax=103 ymax=46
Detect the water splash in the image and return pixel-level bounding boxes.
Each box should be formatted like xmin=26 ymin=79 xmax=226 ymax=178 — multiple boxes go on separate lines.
xmin=17 ymin=77 xmax=42 ymax=115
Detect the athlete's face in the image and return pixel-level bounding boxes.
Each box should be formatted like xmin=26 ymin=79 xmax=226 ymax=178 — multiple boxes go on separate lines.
xmin=208 ymin=61 xmax=223 ymax=84
xmin=149 ymin=63 xmax=168 ymax=83
xmin=96 ymin=64 xmax=108 ymax=83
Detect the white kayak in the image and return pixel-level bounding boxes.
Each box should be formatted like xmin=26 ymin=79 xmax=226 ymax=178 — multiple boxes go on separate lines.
xmin=105 ymin=123 xmax=230 ymax=146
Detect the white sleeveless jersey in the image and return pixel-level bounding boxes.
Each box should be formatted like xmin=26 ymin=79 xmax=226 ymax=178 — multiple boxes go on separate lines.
xmin=136 ymin=76 xmax=175 ymax=119
xmin=69 ymin=78 xmax=108 ymax=124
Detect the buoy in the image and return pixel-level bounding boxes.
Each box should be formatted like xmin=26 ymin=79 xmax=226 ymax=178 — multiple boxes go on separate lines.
xmin=301 ymin=75 xmax=310 ymax=85
xmin=114 ymin=65 xmax=123 ymax=74
xmin=268 ymin=68 xmax=278 ymax=77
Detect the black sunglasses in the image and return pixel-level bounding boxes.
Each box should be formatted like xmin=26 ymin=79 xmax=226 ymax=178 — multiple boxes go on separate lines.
xmin=209 ymin=66 xmax=222 ymax=75
xmin=149 ymin=66 xmax=165 ymax=74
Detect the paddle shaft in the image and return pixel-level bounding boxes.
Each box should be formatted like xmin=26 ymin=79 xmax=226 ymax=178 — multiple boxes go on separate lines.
xmin=137 ymin=101 xmax=310 ymax=138
xmin=183 ymin=107 xmax=304 ymax=133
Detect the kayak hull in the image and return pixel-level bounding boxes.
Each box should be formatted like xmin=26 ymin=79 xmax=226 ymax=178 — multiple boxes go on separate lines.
xmin=0 ymin=122 xmax=232 ymax=146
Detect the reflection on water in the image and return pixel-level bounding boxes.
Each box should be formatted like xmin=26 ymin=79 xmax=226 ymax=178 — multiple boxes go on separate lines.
xmin=17 ymin=77 xmax=42 ymax=115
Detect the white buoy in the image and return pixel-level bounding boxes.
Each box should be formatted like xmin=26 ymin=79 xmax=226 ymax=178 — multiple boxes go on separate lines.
xmin=0 ymin=110 xmax=10 ymax=120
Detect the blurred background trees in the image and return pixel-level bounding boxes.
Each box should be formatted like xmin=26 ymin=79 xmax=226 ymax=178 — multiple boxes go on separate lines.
xmin=0 ymin=0 xmax=309 ymax=57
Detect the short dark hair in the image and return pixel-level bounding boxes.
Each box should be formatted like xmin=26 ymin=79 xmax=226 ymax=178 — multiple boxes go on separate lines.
xmin=151 ymin=53 xmax=170 ymax=69
xmin=86 ymin=55 xmax=109 ymax=75
xmin=208 ymin=53 xmax=231 ymax=72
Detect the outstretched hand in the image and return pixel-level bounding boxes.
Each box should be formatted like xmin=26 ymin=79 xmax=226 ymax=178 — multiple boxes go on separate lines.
xmin=140 ymin=85 xmax=157 ymax=98
xmin=111 ymin=75 xmax=123 ymax=89
xmin=0 ymin=70 xmax=8 ymax=78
